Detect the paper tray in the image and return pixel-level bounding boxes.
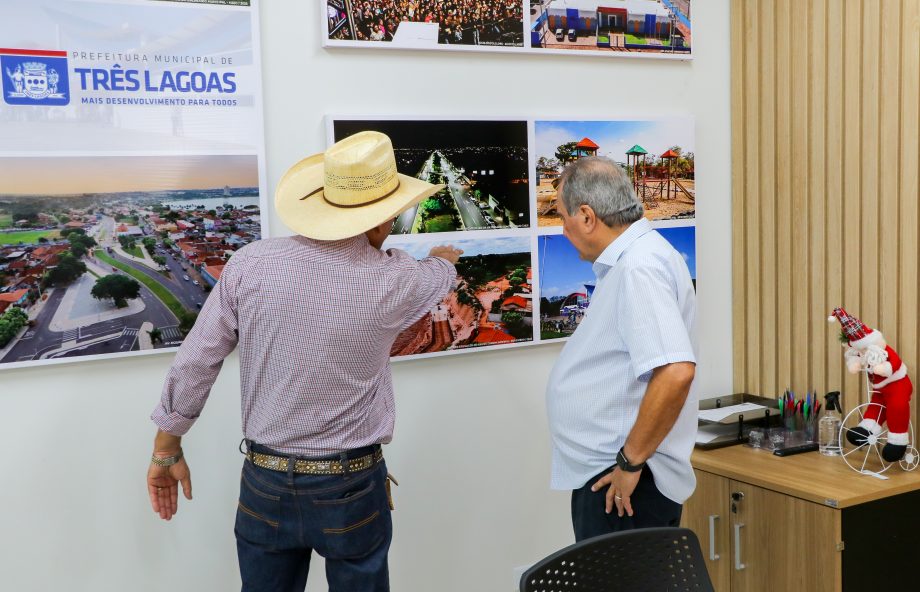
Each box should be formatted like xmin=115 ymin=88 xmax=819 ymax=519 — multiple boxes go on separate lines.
xmin=697 ymin=393 xmax=777 ymax=425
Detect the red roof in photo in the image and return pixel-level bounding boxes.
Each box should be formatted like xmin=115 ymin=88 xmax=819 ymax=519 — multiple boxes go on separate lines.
xmin=661 ymin=149 xmax=680 ymax=158
xmin=502 ymin=295 xmax=529 ymax=310
xmin=116 ymin=224 xmax=129 ymax=233
xmin=473 ymin=327 xmax=515 ymax=344
xmin=64 ymin=221 xmax=85 ymax=228
xmin=0 ymin=288 xmax=29 ymax=303
xmin=203 ymin=264 xmax=226 ymax=281
xmin=576 ymin=137 xmax=600 ymax=150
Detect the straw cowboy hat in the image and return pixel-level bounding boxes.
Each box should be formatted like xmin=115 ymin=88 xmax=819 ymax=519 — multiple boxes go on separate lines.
xmin=275 ymin=131 xmax=445 ymax=240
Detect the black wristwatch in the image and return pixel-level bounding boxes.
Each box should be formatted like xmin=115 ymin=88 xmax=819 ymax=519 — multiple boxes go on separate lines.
xmin=616 ymin=447 xmax=646 ymax=473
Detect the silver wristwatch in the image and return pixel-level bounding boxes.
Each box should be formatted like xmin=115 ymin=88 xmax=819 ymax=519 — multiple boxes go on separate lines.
xmin=150 ymin=448 xmax=183 ymax=467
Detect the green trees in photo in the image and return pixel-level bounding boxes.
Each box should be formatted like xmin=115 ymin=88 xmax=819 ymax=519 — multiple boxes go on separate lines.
xmin=46 ymin=253 xmax=87 ymax=285
xmin=0 ymin=306 xmax=29 ymax=348
xmin=501 ymin=311 xmax=530 ymax=339
xmin=68 ymin=233 xmax=97 ymax=258
xmin=118 ymin=235 xmax=136 ymax=250
xmin=179 ymin=311 xmax=198 ymax=336
xmin=91 ymin=274 xmax=141 ymax=308
xmin=555 ymin=142 xmax=578 ymax=165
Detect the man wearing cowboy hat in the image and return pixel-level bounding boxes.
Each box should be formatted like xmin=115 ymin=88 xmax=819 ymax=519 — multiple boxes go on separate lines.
xmin=146 ymin=131 xmax=462 ymax=591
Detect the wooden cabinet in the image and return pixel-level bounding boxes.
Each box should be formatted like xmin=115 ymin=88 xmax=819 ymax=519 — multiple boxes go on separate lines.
xmin=730 ymin=480 xmax=840 ymax=592
xmin=682 ymin=446 xmax=920 ymax=592
xmin=681 ymin=470 xmax=731 ymax=590
xmin=684 ymin=471 xmax=840 ymax=592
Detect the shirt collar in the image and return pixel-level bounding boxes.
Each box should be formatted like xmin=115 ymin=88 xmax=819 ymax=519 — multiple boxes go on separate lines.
xmin=592 ymin=219 xmax=653 ymax=277
xmin=292 ymin=234 xmax=381 ymax=265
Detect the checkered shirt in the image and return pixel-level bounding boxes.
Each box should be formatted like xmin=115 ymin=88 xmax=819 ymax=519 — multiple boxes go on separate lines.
xmin=151 ymin=235 xmax=456 ymax=456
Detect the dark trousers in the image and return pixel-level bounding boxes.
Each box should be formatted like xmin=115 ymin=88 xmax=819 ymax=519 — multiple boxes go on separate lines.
xmin=235 ymin=443 xmax=392 ymax=592
xmin=571 ymin=466 xmax=683 ymax=542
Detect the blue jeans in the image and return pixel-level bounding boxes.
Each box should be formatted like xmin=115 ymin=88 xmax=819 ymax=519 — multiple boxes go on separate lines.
xmin=235 ymin=443 xmax=392 ymax=592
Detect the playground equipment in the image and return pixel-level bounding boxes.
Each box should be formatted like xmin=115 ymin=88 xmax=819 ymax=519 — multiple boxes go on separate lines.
xmin=625 ymin=146 xmax=695 ymax=208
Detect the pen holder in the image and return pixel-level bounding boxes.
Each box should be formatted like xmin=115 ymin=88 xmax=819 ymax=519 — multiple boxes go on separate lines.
xmin=804 ymin=417 xmax=818 ymax=443
xmin=782 ymin=429 xmax=810 ymax=447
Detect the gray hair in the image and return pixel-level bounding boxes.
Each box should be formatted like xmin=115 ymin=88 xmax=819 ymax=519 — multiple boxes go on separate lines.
xmin=557 ymin=157 xmax=644 ymax=228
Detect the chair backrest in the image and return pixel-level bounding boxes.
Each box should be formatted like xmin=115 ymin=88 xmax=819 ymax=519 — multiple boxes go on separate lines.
xmin=520 ymin=527 xmax=714 ymax=592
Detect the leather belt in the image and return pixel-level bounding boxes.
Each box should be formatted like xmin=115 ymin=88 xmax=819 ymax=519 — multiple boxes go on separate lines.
xmin=247 ymin=448 xmax=383 ymax=475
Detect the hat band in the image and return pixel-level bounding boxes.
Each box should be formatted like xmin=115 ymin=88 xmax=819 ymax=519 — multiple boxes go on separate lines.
xmin=301 ymin=180 xmax=403 ymax=209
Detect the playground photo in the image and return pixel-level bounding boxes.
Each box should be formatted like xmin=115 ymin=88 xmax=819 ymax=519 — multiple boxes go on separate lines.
xmin=538 ymin=225 xmax=695 ymax=339
xmin=333 ymin=119 xmax=530 ymax=233
xmin=535 ymin=118 xmax=696 ymax=225
xmin=384 ymin=235 xmax=534 ymax=357
xmin=529 ymin=0 xmax=692 ymax=55
xmin=325 ymin=0 xmax=524 ymax=47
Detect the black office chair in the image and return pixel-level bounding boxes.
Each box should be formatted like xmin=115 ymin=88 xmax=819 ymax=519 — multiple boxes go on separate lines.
xmin=520 ymin=527 xmax=714 ymax=592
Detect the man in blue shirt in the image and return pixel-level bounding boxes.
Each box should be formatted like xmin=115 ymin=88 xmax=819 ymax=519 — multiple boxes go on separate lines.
xmin=545 ymin=157 xmax=698 ymax=541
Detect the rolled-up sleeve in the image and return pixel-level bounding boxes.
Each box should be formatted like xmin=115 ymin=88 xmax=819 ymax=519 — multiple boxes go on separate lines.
xmin=151 ymin=255 xmax=242 ymax=435
xmin=616 ymin=263 xmax=695 ymax=382
xmin=399 ymin=256 xmax=457 ymax=330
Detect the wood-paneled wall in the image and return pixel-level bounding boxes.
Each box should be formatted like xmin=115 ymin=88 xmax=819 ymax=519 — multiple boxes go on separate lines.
xmin=731 ymin=0 xmax=920 ymax=423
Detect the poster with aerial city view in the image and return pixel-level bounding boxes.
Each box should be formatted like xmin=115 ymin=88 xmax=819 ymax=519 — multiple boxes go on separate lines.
xmin=330 ymin=116 xmax=698 ymax=361
xmin=0 ymin=0 xmax=266 ymax=369
xmin=322 ymin=1 xmax=691 ymax=60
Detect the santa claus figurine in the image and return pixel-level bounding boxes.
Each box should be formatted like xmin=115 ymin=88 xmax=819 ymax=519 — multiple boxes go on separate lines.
xmin=828 ymin=307 xmax=913 ymax=461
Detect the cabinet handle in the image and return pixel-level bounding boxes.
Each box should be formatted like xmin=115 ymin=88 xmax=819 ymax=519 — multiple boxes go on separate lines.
xmin=734 ymin=523 xmax=746 ymax=571
xmin=708 ymin=514 xmax=720 ymax=561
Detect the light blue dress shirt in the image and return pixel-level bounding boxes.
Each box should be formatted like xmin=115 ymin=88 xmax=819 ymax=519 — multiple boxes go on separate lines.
xmin=546 ymin=219 xmax=698 ymax=503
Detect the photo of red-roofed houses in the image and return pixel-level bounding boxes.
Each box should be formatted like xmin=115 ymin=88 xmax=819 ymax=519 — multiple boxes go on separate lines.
xmin=385 ymin=235 xmax=534 ymax=357
xmin=0 ymin=154 xmax=263 ymax=368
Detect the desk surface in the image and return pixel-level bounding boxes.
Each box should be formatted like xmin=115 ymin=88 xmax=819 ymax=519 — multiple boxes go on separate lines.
xmin=691 ymin=445 xmax=920 ymax=508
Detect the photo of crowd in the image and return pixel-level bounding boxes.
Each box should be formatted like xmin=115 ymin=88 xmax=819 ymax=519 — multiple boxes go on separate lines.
xmin=326 ymin=0 xmax=524 ymax=47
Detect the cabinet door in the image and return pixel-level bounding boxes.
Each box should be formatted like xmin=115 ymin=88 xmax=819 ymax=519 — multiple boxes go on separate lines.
xmin=729 ymin=480 xmax=841 ymax=592
xmin=681 ymin=469 xmax=731 ymax=591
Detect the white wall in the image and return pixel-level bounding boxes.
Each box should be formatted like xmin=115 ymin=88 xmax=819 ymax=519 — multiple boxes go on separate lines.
xmin=0 ymin=1 xmax=732 ymax=590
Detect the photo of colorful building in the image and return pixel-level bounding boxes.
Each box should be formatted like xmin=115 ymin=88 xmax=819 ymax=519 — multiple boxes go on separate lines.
xmin=530 ymin=0 xmax=691 ymax=53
